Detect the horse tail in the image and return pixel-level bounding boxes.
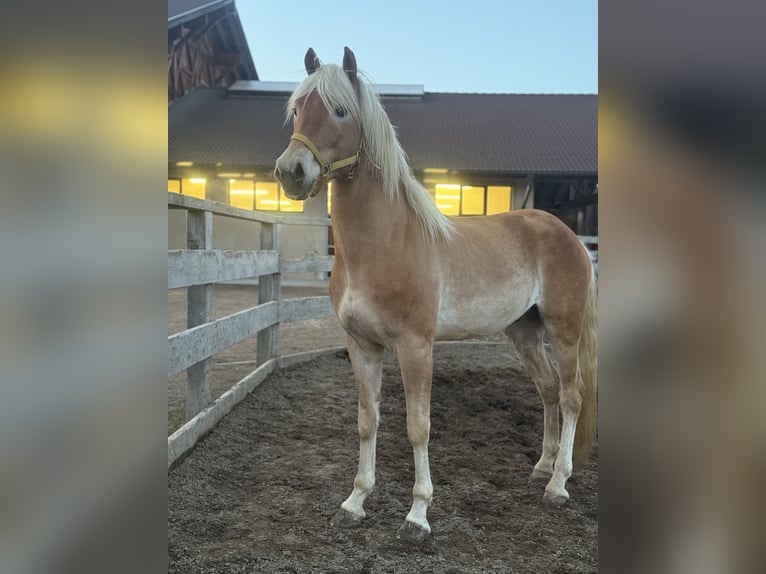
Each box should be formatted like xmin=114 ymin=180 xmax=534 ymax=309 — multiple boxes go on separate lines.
xmin=573 ymin=266 xmax=598 ymax=463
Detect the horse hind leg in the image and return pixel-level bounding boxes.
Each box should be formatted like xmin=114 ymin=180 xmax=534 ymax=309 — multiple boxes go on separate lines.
xmin=505 ymin=309 xmax=560 ymax=483
xmin=538 ymin=312 xmax=585 ymax=506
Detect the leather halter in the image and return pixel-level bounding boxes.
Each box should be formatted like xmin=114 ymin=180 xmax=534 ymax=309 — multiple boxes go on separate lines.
xmin=290 ymin=132 xmax=362 ymax=196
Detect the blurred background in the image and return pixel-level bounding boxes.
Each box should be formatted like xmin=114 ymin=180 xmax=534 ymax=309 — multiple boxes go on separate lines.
xmin=600 ymin=1 xmax=766 ymax=572
xmin=0 ymin=0 xmax=764 ymax=572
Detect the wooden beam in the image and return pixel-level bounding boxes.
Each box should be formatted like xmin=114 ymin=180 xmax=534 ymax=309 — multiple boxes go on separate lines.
xmin=168 ymin=301 xmax=279 ymax=377
xmin=279 ymin=296 xmax=335 ymax=323
xmin=168 ymin=193 xmax=331 ymax=227
xmin=257 ymin=224 xmax=281 ymax=365
xmin=279 ymin=253 xmax=335 ymax=274
xmin=168 ymin=250 xmax=279 ymax=289
xmin=186 ymin=210 xmax=212 ymax=419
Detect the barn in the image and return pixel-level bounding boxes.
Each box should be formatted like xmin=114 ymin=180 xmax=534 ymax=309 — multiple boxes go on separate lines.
xmin=167 ymin=3 xmax=597 ymax=273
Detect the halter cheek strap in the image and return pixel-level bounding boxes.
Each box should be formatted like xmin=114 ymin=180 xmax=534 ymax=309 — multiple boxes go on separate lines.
xmin=291 ymin=132 xmax=362 ymax=191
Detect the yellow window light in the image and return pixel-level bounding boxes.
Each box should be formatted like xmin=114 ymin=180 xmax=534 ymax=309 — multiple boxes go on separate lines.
xmin=175 ymin=161 xmax=193 ymax=167
xmin=181 ymin=178 xmax=205 ymax=199
xmin=487 ymin=186 xmax=512 ymax=214
xmin=434 ymin=183 xmax=460 ymax=216
xmin=279 ymin=186 xmax=304 ymax=212
xmin=423 ymin=168 xmax=448 ymax=174
xmin=461 ymin=186 xmax=485 ymax=215
xmin=255 ymin=181 xmax=279 ymax=210
xmin=229 ymin=179 xmax=254 ymax=210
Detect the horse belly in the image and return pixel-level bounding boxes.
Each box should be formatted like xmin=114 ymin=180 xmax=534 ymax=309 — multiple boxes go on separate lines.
xmin=435 ymin=283 xmax=538 ymax=340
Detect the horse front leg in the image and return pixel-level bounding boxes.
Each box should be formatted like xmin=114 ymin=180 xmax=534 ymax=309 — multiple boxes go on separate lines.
xmin=395 ymin=337 xmax=434 ymax=543
xmin=332 ymin=336 xmax=384 ymax=528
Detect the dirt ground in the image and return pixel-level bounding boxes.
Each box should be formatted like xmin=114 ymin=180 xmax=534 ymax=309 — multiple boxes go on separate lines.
xmin=168 ymin=343 xmax=598 ymax=573
xmin=168 ymin=284 xmax=349 ymax=434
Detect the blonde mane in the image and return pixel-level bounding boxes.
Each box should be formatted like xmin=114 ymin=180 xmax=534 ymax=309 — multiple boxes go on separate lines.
xmin=286 ymin=64 xmax=455 ymax=243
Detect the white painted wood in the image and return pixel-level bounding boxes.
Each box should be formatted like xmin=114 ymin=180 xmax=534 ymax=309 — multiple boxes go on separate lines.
xmin=168 ymin=192 xmax=331 ymax=227
xmin=258 ymin=224 xmax=282 ymax=365
xmin=279 ymin=253 xmax=335 ymax=274
xmin=168 ymin=250 xmax=279 ymax=289
xmin=577 ymin=235 xmax=599 ymax=244
xmin=168 ymin=301 xmax=279 ymax=377
xmin=279 ymin=296 xmax=335 ymax=323
xmin=276 ymin=346 xmax=346 ymax=369
xmin=186 ymin=210 xmax=213 ymax=419
xmin=168 ymin=359 xmax=276 ymax=467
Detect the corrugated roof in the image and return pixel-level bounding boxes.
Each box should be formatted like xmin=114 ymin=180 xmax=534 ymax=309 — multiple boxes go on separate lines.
xmin=168 ymin=0 xmax=231 ymax=27
xmin=168 ymin=88 xmax=597 ymax=175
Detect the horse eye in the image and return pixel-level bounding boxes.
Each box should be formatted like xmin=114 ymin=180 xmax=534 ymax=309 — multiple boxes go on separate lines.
xmin=335 ymin=107 xmax=347 ymax=118
xmin=292 ymin=108 xmax=297 ymax=117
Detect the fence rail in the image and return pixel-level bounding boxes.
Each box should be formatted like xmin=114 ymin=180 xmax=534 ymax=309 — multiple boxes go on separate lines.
xmin=168 ymin=193 xmax=335 ymax=467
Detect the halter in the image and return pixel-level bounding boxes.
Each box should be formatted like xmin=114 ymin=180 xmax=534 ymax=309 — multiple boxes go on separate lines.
xmin=290 ymin=132 xmax=362 ymax=196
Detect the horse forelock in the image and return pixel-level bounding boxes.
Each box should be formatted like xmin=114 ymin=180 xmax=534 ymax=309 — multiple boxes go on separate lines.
xmin=286 ymin=64 xmax=455 ymax=243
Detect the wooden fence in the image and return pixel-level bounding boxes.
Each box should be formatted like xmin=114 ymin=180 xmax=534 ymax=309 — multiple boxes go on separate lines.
xmin=167 ymin=192 xmax=336 ymax=467
xmin=167 ymin=190 xmax=599 ymax=467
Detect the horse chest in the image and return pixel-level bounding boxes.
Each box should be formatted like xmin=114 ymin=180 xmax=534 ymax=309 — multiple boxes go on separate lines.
xmin=335 ymin=289 xmax=388 ymax=343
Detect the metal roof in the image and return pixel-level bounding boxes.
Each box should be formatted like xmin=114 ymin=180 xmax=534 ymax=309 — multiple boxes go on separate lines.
xmin=169 ymin=88 xmax=597 ymax=175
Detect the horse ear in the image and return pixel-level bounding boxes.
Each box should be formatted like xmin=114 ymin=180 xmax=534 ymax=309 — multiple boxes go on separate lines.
xmin=343 ymin=46 xmax=357 ymax=83
xmin=304 ymin=47 xmax=320 ymax=75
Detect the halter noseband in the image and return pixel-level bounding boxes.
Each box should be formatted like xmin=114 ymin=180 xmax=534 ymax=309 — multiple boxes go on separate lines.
xmin=290 ymin=132 xmax=362 ymax=196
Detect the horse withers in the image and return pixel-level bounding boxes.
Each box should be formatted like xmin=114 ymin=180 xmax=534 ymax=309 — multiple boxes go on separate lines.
xmin=274 ymin=47 xmax=597 ymax=544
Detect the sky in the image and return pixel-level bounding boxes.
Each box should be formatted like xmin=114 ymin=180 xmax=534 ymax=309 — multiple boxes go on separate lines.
xmin=236 ymin=0 xmax=597 ymax=94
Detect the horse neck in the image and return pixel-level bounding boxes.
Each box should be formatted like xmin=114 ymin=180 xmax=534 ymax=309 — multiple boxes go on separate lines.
xmin=330 ymin=166 xmax=419 ymax=264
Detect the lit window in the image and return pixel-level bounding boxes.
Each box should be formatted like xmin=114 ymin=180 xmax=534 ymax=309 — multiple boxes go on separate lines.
xmin=229 ymin=179 xmax=254 ymax=210
xmin=433 ymin=184 xmax=513 ymax=216
xmin=253 ymin=181 xmax=304 ymax=213
xmin=487 ymin=186 xmax=512 ymax=214
xmin=168 ymin=179 xmax=180 ymax=193
xmin=255 ymin=181 xmax=279 ymax=211
xmin=461 ymin=186 xmax=485 ymax=215
xmin=435 ymin=184 xmax=461 ymax=216
xmin=279 ymin=187 xmax=303 ymax=212
xmin=182 ymin=178 xmax=206 ymax=199
xmin=327 ymin=181 xmax=332 ymax=214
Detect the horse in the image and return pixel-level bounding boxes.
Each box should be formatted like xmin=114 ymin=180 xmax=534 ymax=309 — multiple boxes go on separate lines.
xmin=274 ymin=47 xmax=597 ymax=543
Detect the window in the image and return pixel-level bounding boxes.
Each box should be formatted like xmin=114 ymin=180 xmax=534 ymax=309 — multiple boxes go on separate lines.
xmin=181 ymin=178 xmax=206 ymax=199
xmin=227 ymin=180 xmax=304 ymax=213
xmin=461 ymin=186 xmax=485 ymax=215
xmin=434 ymin=184 xmax=461 ymax=215
xmin=487 ymin=186 xmax=512 ymax=214
xmin=229 ymin=179 xmax=254 ymax=210
xmin=168 ymin=179 xmax=180 ymax=193
xmin=433 ymin=184 xmax=512 ymax=216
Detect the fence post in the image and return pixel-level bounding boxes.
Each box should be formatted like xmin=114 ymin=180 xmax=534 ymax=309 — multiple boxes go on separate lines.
xmin=258 ymin=222 xmax=282 ymax=365
xmin=186 ymin=209 xmax=213 ymax=419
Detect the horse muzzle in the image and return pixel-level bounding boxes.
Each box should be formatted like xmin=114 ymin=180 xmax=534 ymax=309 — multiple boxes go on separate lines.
xmin=275 ymin=148 xmax=322 ymax=201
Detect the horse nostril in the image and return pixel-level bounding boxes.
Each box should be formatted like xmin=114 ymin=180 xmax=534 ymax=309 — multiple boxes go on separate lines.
xmin=294 ymin=162 xmax=305 ymax=181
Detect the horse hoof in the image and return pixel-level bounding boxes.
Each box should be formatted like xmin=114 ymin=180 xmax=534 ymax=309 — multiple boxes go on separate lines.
xmin=396 ymin=521 xmax=430 ymax=544
xmin=528 ymin=468 xmax=553 ymax=483
xmin=542 ymin=490 xmax=569 ymax=506
xmin=331 ymin=509 xmax=363 ymax=529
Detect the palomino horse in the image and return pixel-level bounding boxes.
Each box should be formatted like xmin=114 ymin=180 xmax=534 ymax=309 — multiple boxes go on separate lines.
xmin=275 ymin=47 xmax=597 ymax=543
